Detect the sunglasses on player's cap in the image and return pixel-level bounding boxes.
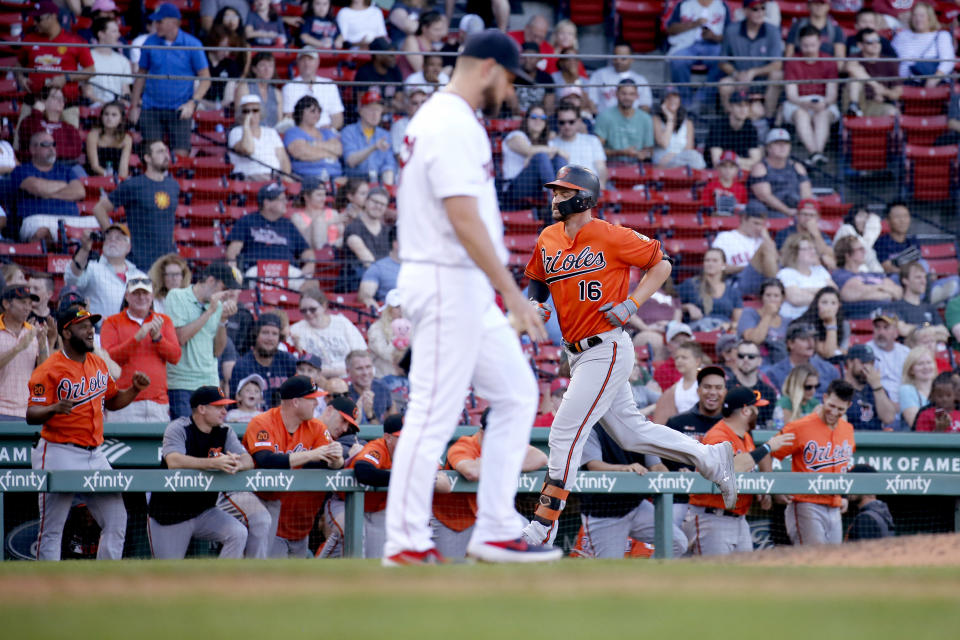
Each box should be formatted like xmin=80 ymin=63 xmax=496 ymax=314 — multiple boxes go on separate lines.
xmin=57 ymin=307 xmax=101 ymax=333
xmin=190 ymin=386 xmax=236 ymax=409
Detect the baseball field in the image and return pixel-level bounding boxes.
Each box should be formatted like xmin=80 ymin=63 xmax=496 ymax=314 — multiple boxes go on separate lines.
xmin=2 ymin=534 xmax=959 ymax=640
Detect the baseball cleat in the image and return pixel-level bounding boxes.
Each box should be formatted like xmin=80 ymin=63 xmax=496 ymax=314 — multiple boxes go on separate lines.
xmin=466 ymin=538 xmax=563 ymax=563
xmin=710 ymin=440 xmax=737 ymax=510
xmin=382 ymin=548 xmax=446 ymax=567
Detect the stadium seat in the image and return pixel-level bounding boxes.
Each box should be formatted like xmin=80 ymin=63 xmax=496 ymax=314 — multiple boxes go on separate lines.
xmin=648 ymin=167 xmax=696 ymax=191
xmin=179 ymin=245 xmax=226 ymax=265
xmin=905 ymin=144 xmax=958 ymax=201
xmin=569 ymin=0 xmax=606 ymax=25
xmin=179 ymin=178 xmax=227 ymax=204
xmin=900 ymin=115 xmax=948 ymax=147
xmin=605 ymin=188 xmax=657 ymax=214
xmin=615 ymin=0 xmax=663 ymax=52
xmin=900 ymin=85 xmax=951 ymax=116
xmin=502 ymin=209 xmax=539 ymax=234
xmin=848 ymin=318 xmax=874 ymax=335
xmin=608 ymin=164 xmax=647 ymax=189
xmin=817 ymin=193 xmax=852 ymax=219
xmin=260 ymin=288 xmax=301 ymax=308
xmin=927 ymin=257 xmax=959 ymax=277
xmin=606 ymin=212 xmax=653 ymax=230
xmin=842 ymin=116 xmax=895 ymax=172
xmin=175 ymin=203 xmax=228 ymax=225
xmin=80 ymin=175 xmax=116 ymax=199
xmin=704 ymin=215 xmax=739 ymax=231
xmin=920 ymin=242 xmax=958 ymax=259
xmin=181 ymin=155 xmax=233 ymax=179
xmin=194 ymin=110 xmax=233 ymax=133
xmin=504 ymin=234 xmax=539 ymax=254
xmin=659 ymin=212 xmax=701 ymax=232
xmin=654 ymin=190 xmax=702 ymax=215
xmin=173 ymin=227 xmax=221 ymax=246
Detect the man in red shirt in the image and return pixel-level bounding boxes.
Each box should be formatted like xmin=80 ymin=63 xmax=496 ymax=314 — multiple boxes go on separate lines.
xmin=783 ymin=25 xmax=840 ymax=166
xmin=508 ymin=15 xmax=555 ymax=70
xmin=100 ymin=276 xmax=181 ymax=423
xmin=19 ymin=1 xmax=94 ymax=105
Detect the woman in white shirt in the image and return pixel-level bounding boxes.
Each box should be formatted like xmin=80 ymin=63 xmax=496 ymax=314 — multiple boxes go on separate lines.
xmin=652 ymin=342 xmax=706 ymax=424
xmin=502 ymin=104 xmax=567 ymax=206
xmin=776 ymin=232 xmax=838 ymax=320
xmin=290 ymin=286 xmax=368 ymax=379
xmin=891 ymin=2 xmax=955 ymax=87
xmin=337 ymin=0 xmax=387 ymax=48
xmin=652 ymin=89 xmax=705 ymax=169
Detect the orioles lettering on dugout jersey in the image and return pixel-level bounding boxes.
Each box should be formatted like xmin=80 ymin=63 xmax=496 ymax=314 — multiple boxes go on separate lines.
xmin=524 ymin=219 xmax=664 ymax=343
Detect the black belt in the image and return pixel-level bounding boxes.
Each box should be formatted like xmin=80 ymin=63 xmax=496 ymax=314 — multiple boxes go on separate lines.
xmin=564 ymin=335 xmax=603 ymax=354
xmin=703 ymin=507 xmax=742 ymax=518
xmin=64 ymin=442 xmax=99 ymax=451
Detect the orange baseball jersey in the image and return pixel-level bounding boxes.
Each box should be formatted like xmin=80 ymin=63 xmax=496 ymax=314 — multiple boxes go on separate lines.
xmin=524 ymin=219 xmax=664 ymax=343
xmin=242 ymin=408 xmax=333 ymax=540
xmin=773 ymin=411 xmax=855 ymax=507
xmin=432 ymin=432 xmax=482 ymax=531
xmin=689 ymin=420 xmax=756 ymax=515
xmin=28 ymin=351 xmax=119 ymax=448
xmin=347 ymin=438 xmax=393 ymax=513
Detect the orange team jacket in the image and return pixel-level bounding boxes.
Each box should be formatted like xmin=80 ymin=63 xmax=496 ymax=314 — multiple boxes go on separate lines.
xmin=99 ymin=311 xmax=181 ymax=403
xmin=689 ymin=420 xmax=756 ymax=515
xmin=242 ymin=408 xmax=333 ymax=540
xmin=773 ymin=411 xmax=855 ymax=508
xmin=525 ymin=218 xmax=664 ymax=343
xmin=433 ymin=432 xmax=482 ymax=532
xmin=29 ymin=351 xmax=119 ymax=448
xmin=347 ymin=437 xmax=393 ymax=513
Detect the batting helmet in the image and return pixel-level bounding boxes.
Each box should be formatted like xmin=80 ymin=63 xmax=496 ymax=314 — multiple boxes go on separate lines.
xmin=544 ymin=165 xmax=600 ymax=217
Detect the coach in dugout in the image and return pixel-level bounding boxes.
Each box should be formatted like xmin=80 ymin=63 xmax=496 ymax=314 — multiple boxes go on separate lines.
xmin=28 ymin=305 xmax=150 ymax=560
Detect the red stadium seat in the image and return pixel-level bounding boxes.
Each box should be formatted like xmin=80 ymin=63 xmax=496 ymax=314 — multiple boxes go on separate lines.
xmin=654 ymin=190 xmax=701 ymax=215
xmin=615 ymin=1 xmax=664 ymax=53
xmin=173 ymin=227 xmax=221 ymax=246
xmin=648 ymin=167 xmax=696 ymax=191
xmin=900 ymin=115 xmax=948 ymax=146
xmin=901 ymin=85 xmax=951 ymax=116
xmin=194 ymin=110 xmax=234 ymax=133
xmin=905 ymin=144 xmax=958 ymax=201
xmin=260 ymin=288 xmax=301 ymax=308
xmin=504 ymin=234 xmax=539 ymax=254
xmin=817 ymin=193 xmax=851 ymax=219
xmin=179 ymin=245 xmax=226 ymax=264
xmin=607 ymin=164 xmax=647 ymax=189
xmin=80 ymin=175 xmax=116 ymax=199
xmin=920 ymin=242 xmax=957 ymax=259
xmin=502 ymin=209 xmax=539 ymax=234
xmin=605 ymin=188 xmax=657 ymax=214
xmin=569 ymin=0 xmax=606 ymax=25
xmin=927 ymin=258 xmax=959 ymax=276
xmin=606 ymin=212 xmax=655 ymax=231
xmin=843 ymin=116 xmax=895 ymax=172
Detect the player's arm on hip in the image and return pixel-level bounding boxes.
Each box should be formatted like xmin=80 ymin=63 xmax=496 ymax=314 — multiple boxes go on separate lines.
xmin=628 ymin=259 xmax=672 ymax=308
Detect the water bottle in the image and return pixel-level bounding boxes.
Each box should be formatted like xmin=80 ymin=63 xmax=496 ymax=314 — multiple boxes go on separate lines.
xmin=320 ymin=169 xmax=330 ymax=190
xmin=772 ymin=405 xmax=785 ymax=431
xmin=105 ymin=161 xmax=114 ymax=178
xmin=368 ymin=168 xmax=378 ymax=184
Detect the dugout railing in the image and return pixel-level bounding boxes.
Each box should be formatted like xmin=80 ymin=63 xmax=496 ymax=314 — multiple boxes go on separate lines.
xmin=1 ymin=468 xmax=959 ymax=560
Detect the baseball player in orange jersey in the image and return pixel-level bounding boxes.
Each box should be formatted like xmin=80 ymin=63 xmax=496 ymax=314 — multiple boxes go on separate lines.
xmin=773 ymin=379 xmax=856 ymax=545
xmin=28 ymin=306 xmax=150 ymax=561
xmin=385 ymin=30 xmax=561 ymax=565
xmin=432 ymin=409 xmax=548 ymax=559
xmin=684 ymin=387 xmax=795 ymax=555
xmin=241 ymin=376 xmax=354 ymax=557
xmin=520 ymin=165 xmax=738 ymax=547
xmin=348 ymin=414 xmax=451 ymax=558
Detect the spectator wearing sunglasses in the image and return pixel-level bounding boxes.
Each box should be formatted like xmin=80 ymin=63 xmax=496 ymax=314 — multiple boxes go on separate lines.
xmin=501 ymin=104 xmax=567 ymax=207
xmin=845 ymin=28 xmax=902 ymax=118
xmin=229 ymin=94 xmax=291 ymax=181
xmin=773 ymin=363 xmax=820 ymax=426
xmin=725 ymin=339 xmax=778 ymax=427
xmin=100 ymin=277 xmax=181 ymax=423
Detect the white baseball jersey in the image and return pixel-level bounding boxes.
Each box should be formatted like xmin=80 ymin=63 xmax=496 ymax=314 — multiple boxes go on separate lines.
xmin=396 ymin=91 xmax=508 ymax=268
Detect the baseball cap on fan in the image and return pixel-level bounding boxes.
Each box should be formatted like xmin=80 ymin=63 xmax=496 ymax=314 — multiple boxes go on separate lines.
xmin=718 ymin=150 xmax=738 ymax=166
xmin=149 ymin=2 xmax=181 ymax=21
xmin=32 ymin=1 xmax=59 ymax=17
xmin=1 ymin=285 xmax=39 ymax=303
xmin=721 ymin=386 xmax=769 ymax=417
xmin=460 ymin=29 xmax=533 ymax=84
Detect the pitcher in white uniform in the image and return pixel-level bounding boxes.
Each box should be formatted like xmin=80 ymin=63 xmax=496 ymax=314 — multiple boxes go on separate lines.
xmin=382 ymin=29 xmax=562 ymax=566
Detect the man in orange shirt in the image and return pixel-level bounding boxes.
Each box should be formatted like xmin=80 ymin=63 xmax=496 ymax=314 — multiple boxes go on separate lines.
xmin=521 ymin=165 xmax=737 ymax=547
xmin=101 ymin=277 xmax=181 ymax=423
xmin=28 ymin=306 xmax=150 ymax=561
xmin=773 ymin=379 xmax=856 ymax=545
xmin=241 ymin=375 xmax=349 ymax=558
xmin=433 ymin=408 xmax=547 ymax=559
xmin=685 ymin=387 xmax=795 ymax=555
xmin=349 ymin=414 xmax=451 ymax=558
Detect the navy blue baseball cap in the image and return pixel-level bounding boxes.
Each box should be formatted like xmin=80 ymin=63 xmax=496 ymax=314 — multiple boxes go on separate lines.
xmin=460 ymin=29 xmax=533 ymax=84
xmin=149 ymin=2 xmax=181 ymax=21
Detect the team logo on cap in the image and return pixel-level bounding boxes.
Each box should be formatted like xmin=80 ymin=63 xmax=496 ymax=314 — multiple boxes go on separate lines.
xmin=557 ymin=166 xmax=570 ymax=179
xmin=352 ymin=407 xmax=360 ymax=422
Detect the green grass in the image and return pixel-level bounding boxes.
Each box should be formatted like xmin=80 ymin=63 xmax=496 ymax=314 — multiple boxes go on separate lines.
xmin=2 ymin=561 xmax=959 ymax=639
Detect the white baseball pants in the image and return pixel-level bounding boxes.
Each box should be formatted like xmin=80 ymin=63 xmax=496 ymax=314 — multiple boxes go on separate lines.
xmin=684 ymin=505 xmax=753 ymax=556
xmin=32 ymin=439 xmax=127 ymax=561
xmin=549 ymin=330 xmax=712 ymax=489
xmin=786 ymin=501 xmax=843 ymax=545
xmin=384 ymin=263 xmax=538 ymax=556
xmin=581 ymin=500 xmax=689 ymax=558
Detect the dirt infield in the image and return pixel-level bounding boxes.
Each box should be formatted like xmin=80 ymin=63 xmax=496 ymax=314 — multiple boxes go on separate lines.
xmin=703 ymin=533 xmax=960 ymax=567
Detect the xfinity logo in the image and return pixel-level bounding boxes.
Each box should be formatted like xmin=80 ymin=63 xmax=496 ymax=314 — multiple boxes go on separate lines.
xmin=573 ymin=474 xmax=617 ymax=493
xmin=806 ymin=475 xmax=853 ymax=495
xmin=885 ymin=474 xmax=932 ymax=495
xmin=646 ymin=473 xmax=694 ymax=494
xmin=82 ymin=471 xmax=133 ymax=492
xmin=245 ymin=471 xmax=295 ymax=491
xmin=517 ymin=474 xmax=541 ymax=492
xmin=0 ymin=470 xmax=46 ymax=492
xmin=324 ymin=472 xmax=359 ymax=490
xmin=163 ymin=471 xmax=214 ymax=492
xmin=736 ymin=475 xmax=775 ymax=494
